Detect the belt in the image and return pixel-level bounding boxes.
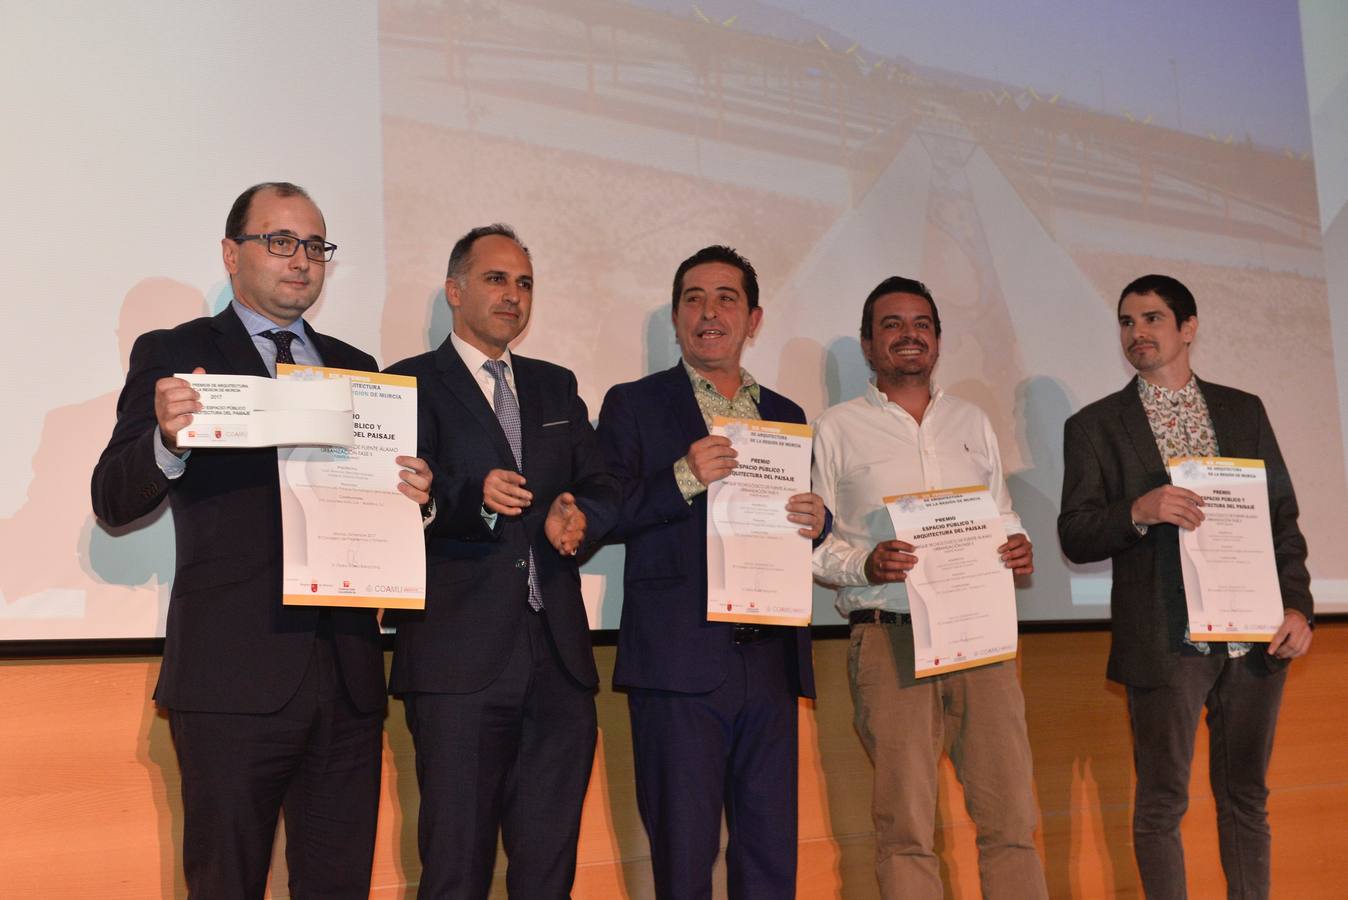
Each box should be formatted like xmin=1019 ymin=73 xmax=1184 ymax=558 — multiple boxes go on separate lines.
xmin=848 ymin=609 xmax=911 ymax=626
xmin=733 ymin=624 xmax=783 ymax=644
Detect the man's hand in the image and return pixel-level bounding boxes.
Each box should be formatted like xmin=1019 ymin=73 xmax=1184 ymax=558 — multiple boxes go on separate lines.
xmin=1268 ymin=609 xmax=1312 ymax=660
xmin=998 ymin=533 xmax=1034 ymax=576
xmin=1131 ymin=485 xmax=1205 ymax=530
xmin=545 ymin=492 xmax=586 ymax=556
xmin=396 ymin=456 xmax=432 ymax=505
xmin=685 ymin=435 xmax=737 ymax=486
xmin=865 ymin=540 xmax=917 ymax=584
xmin=154 ymin=366 xmax=204 ymax=453
xmin=786 ymin=492 xmax=825 ymax=539
xmin=484 ymin=469 xmax=532 ymax=515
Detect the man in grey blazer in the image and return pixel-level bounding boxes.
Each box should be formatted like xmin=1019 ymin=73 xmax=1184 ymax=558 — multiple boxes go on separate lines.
xmin=1058 ymin=274 xmax=1313 ymax=900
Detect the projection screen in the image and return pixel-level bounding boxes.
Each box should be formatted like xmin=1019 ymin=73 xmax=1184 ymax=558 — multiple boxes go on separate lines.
xmin=2 ymin=0 xmax=1346 ymax=642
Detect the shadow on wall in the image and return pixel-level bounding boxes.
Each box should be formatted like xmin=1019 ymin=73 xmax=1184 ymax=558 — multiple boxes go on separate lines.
xmin=824 ymin=335 xmax=871 ymax=409
xmin=645 ymin=305 xmax=678 ymax=375
xmin=1 ymin=278 xmax=205 ymax=639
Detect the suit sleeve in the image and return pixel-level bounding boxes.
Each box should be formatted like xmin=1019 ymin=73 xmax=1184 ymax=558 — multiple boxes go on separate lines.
xmin=91 ymin=330 xmax=175 ymax=527
xmin=596 ymin=384 xmax=695 ymax=541
xmin=388 ymin=361 xmax=498 ymax=543
xmin=1058 ymin=413 xmax=1144 ymax=564
xmin=1255 ymin=399 xmax=1313 ymax=618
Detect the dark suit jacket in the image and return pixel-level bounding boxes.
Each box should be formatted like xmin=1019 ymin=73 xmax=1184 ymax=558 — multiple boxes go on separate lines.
xmin=91 ymin=306 xmax=386 ymax=714
xmin=1058 ymin=376 xmax=1312 ymax=687
xmin=384 ymin=339 xmax=619 ymax=694
xmin=596 ymin=363 xmax=816 ymax=698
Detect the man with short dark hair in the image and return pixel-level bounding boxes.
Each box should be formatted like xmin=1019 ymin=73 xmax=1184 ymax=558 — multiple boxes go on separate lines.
xmin=811 ymin=276 xmax=1049 ymax=900
xmin=1059 ymin=274 xmax=1312 ymax=899
xmin=92 ymin=182 xmax=432 ymax=898
xmin=386 ymin=223 xmax=620 ymax=898
xmin=596 ymin=245 xmax=825 ymax=899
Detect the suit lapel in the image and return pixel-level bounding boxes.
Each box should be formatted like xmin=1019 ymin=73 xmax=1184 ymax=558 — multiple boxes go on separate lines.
xmin=303 ymin=321 xmax=357 ymax=371
xmin=1118 ymin=377 xmax=1168 ymax=477
xmin=665 ymin=363 xmax=709 ymax=443
xmin=435 ymin=340 xmax=518 ymax=470
xmin=514 ymin=357 xmax=545 ymax=473
xmin=209 ymin=306 xmax=270 ymax=377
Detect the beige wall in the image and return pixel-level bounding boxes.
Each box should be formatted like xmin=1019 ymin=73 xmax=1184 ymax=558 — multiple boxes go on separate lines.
xmin=2 ymin=627 xmax=1345 ymax=898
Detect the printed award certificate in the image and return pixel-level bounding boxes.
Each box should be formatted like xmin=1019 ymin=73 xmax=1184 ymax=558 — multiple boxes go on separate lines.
xmin=176 ymin=372 xmax=353 ymax=448
xmin=706 ymin=416 xmax=813 ymax=626
xmin=885 ymin=486 xmax=1017 ymax=677
xmin=1168 ymin=456 xmax=1283 ymax=641
xmin=278 ymin=365 xmax=425 ymax=610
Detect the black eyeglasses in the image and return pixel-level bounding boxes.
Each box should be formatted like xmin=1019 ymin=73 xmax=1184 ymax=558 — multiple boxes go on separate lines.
xmin=233 ymin=232 xmax=337 ymax=262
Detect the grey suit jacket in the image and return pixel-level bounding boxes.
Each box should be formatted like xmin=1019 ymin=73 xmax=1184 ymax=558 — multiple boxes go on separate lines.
xmin=1058 ymin=376 xmax=1312 ymax=687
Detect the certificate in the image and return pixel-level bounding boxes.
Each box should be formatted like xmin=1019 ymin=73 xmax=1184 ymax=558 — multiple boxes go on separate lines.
xmin=278 ymin=365 xmax=425 ymax=610
xmin=1168 ymin=456 xmax=1283 ymax=641
xmin=885 ymin=486 xmax=1017 ymax=677
xmin=706 ymin=416 xmax=813 ymax=626
xmin=176 ymin=372 xmax=353 ymax=448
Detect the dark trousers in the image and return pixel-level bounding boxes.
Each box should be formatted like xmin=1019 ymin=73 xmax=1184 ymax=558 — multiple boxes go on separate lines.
xmin=168 ymin=633 xmax=384 ymax=900
xmin=403 ymin=610 xmax=598 ymax=900
xmin=628 ymin=633 xmax=799 ymax=900
xmin=1127 ymin=651 xmax=1286 ymax=900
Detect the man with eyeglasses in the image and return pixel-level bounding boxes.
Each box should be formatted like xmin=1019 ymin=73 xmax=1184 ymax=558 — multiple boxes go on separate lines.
xmin=92 ymin=181 xmax=432 ymax=899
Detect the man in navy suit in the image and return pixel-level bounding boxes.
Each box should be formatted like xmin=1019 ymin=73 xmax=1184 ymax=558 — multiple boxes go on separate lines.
xmin=596 ymin=245 xmax=825 ymax=900
xmin=385 ymin=224 xmax=620 ymax=899
xmin=1059 ymin=274 xmax=1313 ymax=899
xmin=92 ymin=182 xmax=432 ymax=899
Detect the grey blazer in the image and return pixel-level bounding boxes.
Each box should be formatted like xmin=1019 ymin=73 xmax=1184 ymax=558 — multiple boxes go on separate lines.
xmin=1058 ymin=377 xmax=1312 ymax=687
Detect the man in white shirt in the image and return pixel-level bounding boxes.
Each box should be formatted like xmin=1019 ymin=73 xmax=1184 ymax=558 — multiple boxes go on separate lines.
xmin=811 ymin=276 xmax=1048 ymax=900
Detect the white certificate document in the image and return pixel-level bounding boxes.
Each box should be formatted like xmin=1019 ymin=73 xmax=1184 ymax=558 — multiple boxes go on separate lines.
xmin=278 ymin=366 xmax=425 ymax=610
xmin=176 ymin=372 xmax=354 ymax=448
xmin=1168 ymin=456 xmax=1283 ymax=641
xmin=885 ymin=486 xmax=1018 ymax=678
xmin=706 ymin=416 xmax=813 ymax=626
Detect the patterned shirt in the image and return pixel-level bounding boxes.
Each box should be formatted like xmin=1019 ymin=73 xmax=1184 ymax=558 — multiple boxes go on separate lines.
xmin=673 ymin=360 xmax=762 ymax=502
xmin=1137 ymin=375 xmax=1249 ymax=657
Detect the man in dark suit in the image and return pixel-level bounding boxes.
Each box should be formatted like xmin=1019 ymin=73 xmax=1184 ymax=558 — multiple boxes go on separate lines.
xmin=385 ymin=224 xmax=619 ymax=899
xmin=91 ymin=181 xmax=432 ymax=899
xmin=1059 ymin=274 xmax=1313 ymax=899
xmin=595 ymin=245 xmax=825 ymax=900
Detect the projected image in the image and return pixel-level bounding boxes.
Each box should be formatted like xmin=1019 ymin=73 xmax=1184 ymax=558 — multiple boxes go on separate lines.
xmin=375 ymin=0 xmax=1342 ymax=623
xmin=2 ymin=1 xmax=1342 ymax=641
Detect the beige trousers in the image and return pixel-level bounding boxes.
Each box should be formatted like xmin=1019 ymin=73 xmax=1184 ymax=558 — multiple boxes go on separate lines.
xmin=848 ymin=622 xmax=1049 ymax=900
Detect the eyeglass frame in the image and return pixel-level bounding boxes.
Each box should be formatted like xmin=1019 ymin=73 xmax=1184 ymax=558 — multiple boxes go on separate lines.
xmin=232 ymin=232 xmax=338 ymax=262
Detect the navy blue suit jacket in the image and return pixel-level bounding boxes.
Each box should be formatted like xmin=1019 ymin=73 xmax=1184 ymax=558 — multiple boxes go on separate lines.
xmin=384 ymin=339 xmax=619 ymax=694
xmin=91 ymin=306 xmax=387 ymax=714
xmin=596 ymin=363 xmax=816 ymax=698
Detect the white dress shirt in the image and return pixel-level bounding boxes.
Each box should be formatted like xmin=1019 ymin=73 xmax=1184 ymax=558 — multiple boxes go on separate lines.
xmin=450 ymin=332 xmax=516 ymax=409
xmin=811 ymin=381 xmax=1024 ymax=616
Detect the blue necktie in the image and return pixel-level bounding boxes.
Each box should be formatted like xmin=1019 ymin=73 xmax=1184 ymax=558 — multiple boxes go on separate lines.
xmin=483 ymin=359 xmax=543 ymax=611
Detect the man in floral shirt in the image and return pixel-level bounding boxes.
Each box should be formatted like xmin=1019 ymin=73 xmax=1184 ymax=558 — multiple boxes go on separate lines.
xmin=1058 ymin=274 xmax=1313 ymax=899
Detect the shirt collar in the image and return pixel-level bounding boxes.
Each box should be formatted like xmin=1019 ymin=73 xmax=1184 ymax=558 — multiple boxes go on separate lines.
xmin=864 ymin=379 xmax=942 ymax=410
xmin=231 ymin=299 xmax=308 ymax=343
xmin=681 ymin=359 xmax=760 ymax=402
xmin=451 ymin=332 xmax=513 ymax=377
xmin=1136 ymin=373 xmax=1199 ymax=404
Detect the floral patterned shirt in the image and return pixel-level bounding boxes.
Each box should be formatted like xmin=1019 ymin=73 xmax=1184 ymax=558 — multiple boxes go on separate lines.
xmin=673 ymin=361 xmax=762 ymax=502
xmin=1137 ymin=375 xmax=1249 ymax=657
